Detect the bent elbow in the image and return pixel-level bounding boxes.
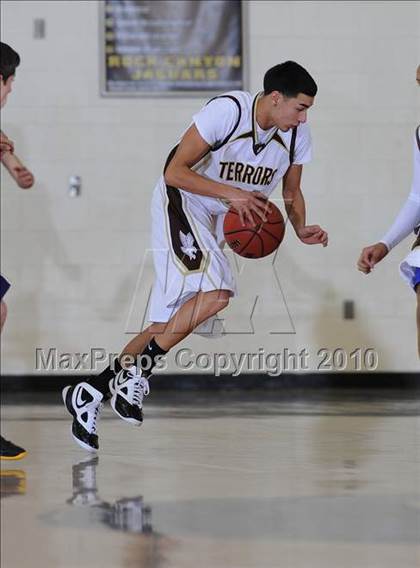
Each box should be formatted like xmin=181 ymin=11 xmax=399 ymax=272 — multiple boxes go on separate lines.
xmin=164 ymin=164 xmax=177 ymax=187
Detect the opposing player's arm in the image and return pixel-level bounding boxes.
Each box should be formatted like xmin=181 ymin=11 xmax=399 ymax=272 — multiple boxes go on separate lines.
xmin=357 ymin=128 xmax=420 ymax=273
xmin=282 ymin=164 xmax=328 ymax=247
xmin=1 ymin=150 xmax=35 ymax=189
xmin=164 ymin=125 xmax=268 ymax=225
xmin=0 ymin=130 xmax=14 ymax=156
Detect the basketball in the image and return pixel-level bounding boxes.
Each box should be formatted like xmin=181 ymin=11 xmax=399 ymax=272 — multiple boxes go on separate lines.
xmin=223 ymin=200 xmax=285 ymax=258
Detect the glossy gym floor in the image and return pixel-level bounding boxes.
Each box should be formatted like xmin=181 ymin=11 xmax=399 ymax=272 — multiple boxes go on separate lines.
xmin=1 ymin=391 xmax=419 ymax=568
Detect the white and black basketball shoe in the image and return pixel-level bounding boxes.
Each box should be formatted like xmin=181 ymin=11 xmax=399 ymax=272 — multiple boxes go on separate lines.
xmin=62 ymin=382 xmax=104 ymax=452
xmin=109 ymin=366 xmax=149 ymax=426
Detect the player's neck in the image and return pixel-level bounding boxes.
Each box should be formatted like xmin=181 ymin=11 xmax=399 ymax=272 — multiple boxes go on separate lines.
xmin=255 ymin=94 xmax=275 ymax=131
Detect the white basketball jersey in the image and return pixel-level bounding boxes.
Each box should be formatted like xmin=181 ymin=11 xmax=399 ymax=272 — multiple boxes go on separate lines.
xmin=176 ymin=90 xmax=313 ymax=215
xmin=149 ymin=92 xmax=313 ymax=323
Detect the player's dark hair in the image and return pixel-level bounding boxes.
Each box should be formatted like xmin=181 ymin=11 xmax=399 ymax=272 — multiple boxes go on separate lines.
xmin=264 ymin=61 xmax=317 ymax=98
xmin=0 ymin=42 xmax=20 ymax=83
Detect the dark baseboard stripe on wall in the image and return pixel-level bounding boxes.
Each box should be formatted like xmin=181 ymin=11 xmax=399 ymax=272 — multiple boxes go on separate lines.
xmin=1 ymin=372 xmax=419 ymax=392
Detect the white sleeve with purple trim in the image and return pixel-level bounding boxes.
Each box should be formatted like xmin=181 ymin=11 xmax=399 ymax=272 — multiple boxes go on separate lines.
xmin=380 ymin=127 xmax=420 ymax=251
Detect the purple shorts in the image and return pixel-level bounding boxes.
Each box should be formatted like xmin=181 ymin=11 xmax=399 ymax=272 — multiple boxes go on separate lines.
xmin=0 ymin=274 xmax=11 ymax=300
xmin=414 ymin=267 xmax=420 ymax=289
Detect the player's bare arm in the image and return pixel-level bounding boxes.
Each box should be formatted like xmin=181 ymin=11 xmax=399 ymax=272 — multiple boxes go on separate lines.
xmin=1 ymin=148 xmax=35 ymax=189
xmin=164 ymin=124 xmax=269 ymax=226
xmin=282 ymin=163 xmax=328 ymax=247
xmin=0 ymin=130 xmax=14 ymax=157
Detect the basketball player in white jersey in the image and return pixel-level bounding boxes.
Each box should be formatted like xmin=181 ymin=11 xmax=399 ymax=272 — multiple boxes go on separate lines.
xmin=357 ymin=65 xmax=420 ymax=356
xmin=63 ymin=61 xmax=328 ymax=451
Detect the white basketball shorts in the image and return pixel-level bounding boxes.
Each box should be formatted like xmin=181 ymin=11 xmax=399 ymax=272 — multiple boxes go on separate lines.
xmin=148 ymin=177 xmax=236 ymax=323
xmin=400 ymin=245 xmax=420 ymax=291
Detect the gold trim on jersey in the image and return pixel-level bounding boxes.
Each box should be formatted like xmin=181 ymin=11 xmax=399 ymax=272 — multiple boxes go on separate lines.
xmin=231 ymin=131 xmax=253 ymax=142
xmin=225 ymin=93 xmax=290 ymax=156
xmin=229 ymin=130 xmax=289 ymax=154
xmin=191 ymin=152 xmax=212 ymax=172
xmin=162 ymin=188 xmax=207 ymax=277
xmin=272 ymin=133 xmax=289 ymax=152
xmin=252 ymin=92 xmax=278 ymax=154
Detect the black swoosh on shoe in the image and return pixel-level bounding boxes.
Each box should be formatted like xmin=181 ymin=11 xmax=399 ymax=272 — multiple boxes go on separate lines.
xmin=72 ymin=421 xmax=99 ymax=451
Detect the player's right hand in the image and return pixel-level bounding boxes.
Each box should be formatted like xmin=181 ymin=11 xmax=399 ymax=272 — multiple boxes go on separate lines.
xmin=357 ymin=242 xmax=389 ymax=274
xmin=0 ymin=131 xmax=14 ymax=158
xmin=228 ymin=190 xmax=270 ymax=227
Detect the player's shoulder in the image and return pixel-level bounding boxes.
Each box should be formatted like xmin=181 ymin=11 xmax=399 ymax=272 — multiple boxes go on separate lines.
xmin=295 ymin=123 xmax=312 ymax=147
xmin=208 ymin=90 xmax=251 ymax=108
xmin=216 ymin=90 xmax=251 ymax=100
xmin=203 ymin=91 xmax=251 ymax=125
xmin=279 ymin=122 xmax=311 ymax=145
xmin=296 ymin=122 xmax=311 ymax=138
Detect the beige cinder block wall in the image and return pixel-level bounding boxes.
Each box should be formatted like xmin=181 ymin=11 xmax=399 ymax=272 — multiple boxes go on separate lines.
xmin=1 ymin=1 xmax=419 ymax=374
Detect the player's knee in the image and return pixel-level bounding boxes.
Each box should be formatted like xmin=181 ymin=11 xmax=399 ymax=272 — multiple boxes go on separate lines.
xmin=214 ymin=290 xmax=230 ymax=312
xmin=200 ymin=290 xmax=230 ymax=316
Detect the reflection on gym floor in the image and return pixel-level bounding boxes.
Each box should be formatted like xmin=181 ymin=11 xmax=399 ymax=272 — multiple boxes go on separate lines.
xmin=66 ymin=456 xmax=153 ymax=535
xmin=1 ymin=469 xmax=26 ymax=498
xmin=1 ymin=391 xmax=419 ymax=568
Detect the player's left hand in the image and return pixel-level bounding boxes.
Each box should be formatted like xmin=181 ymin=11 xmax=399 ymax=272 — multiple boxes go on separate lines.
xmin=15 ymin=167 xmax=35 ymax=189
xmin=297 ymin=225 xmax=328 ymax=247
